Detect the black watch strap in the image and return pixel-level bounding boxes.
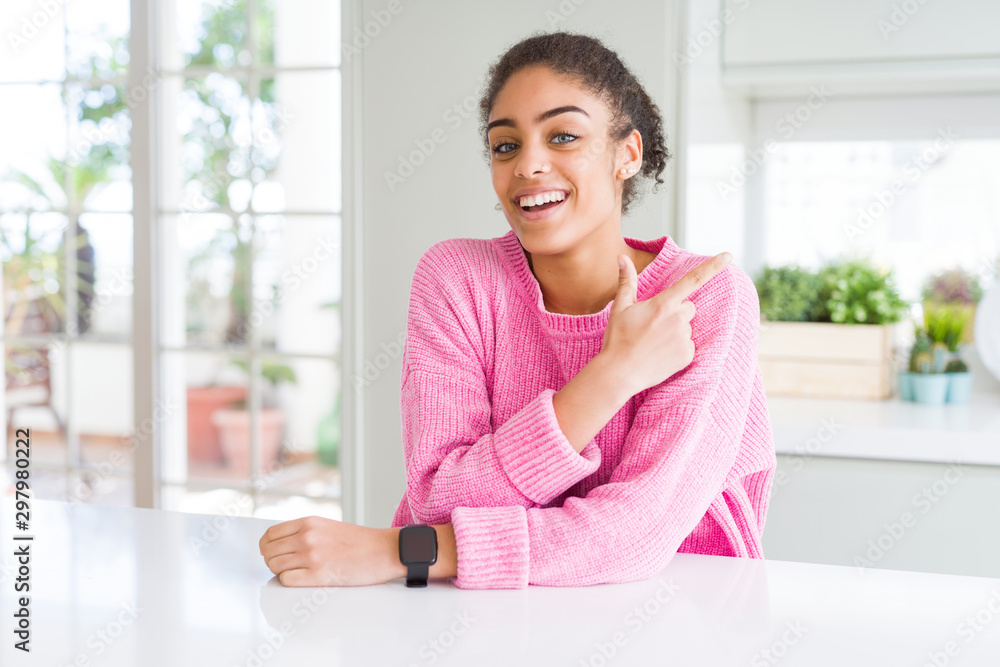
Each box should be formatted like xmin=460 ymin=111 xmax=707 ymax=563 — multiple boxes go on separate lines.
xmin=405 ymin=562 xmax=430 ymax=588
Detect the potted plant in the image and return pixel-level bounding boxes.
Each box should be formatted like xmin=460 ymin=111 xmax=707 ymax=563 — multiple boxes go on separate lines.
xmin=755 ymin=258 xmax=909 ymax=400
xmin=904 ymin=326 xmax=948 ymax=404
xmin=211 ymin=359 xmax=297 ymax=474
xmin=898 ymin=324 xmax=929 ymax=401
xmin=945 ymin=359 xmax=973 ymax=404
xmin=922 ymin=268 xmax=983 ymax=344
xmin=924 ymin=304 xmax=973 ymax=404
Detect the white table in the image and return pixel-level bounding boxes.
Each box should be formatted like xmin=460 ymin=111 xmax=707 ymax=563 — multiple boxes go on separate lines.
xmin=2 ymin=498 xmax=1000 ymax=666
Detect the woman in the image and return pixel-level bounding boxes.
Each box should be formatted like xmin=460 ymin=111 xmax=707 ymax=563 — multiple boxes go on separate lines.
xmin=259 ymin=31 xmax=776 ymax=590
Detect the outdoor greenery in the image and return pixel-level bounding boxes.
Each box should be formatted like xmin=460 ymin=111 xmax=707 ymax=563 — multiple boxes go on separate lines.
xmin=182 ymin=0 xmax=286 ymax=346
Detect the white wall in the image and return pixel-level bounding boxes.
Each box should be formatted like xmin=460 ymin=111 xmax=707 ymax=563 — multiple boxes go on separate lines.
xmin=354 ymin=0 xmax=683 ymax=527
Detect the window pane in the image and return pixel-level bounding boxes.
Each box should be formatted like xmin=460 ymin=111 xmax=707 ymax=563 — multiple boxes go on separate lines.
xmin=253 ymin=493 xmax=342 ymax=520
xmin=159 ymin=73 xmax=253 ymax=214
xmin=3 ymin=340 xmax=65 ymax=465
xmin=77 ymin=213 xmax=133 ymax=338
xmin=762 ymin=139 xmax=1000 ymax=300
xmin=0 ymin=4 xmax=65 ymax=82
xmin=259 ymin=0 xmax=341 ymax=69
xmin=253 ymin=355 xmax=339 ymax=489
xmin=65 ymin=0 xmax=129 ymax=80
xmin=162 ymin=213 xmax=249 ymax=348
xmin=73 ymin=342 xmax=134 ymax=473
xmin=66 ymin=83 xmax=133 ymax=212
xmin=159 ymin=0 xmax=251 ymax=72
xmin=253 ymin=215 xmax=340 ymax=356
xmin=254 ymin=71 xmax=341 ymax=213
xmin=0 ymin=84 xmax=67 ymax=211
xmin=160 ymin=350 xmax=250 ymax=485
xmin=2 ymin=212 xmax=68 ymax=336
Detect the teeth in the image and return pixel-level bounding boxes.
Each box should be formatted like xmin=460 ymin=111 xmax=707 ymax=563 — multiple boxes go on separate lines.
xmin=519 ymin=191 xmax=566 ymax=208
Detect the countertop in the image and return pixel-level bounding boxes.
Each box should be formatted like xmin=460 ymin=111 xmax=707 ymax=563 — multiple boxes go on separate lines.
xmin=768 ymin=392 xmax=1000 ymax=466
xmin=3 ymin=498 xmax=1000 ymax=666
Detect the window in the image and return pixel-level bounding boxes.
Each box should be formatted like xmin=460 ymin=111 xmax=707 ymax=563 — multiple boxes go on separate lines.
xmin=1 ymin=0 xmax=344 ymax=520
xmin=761 ymin=138 xmax=1000 ymax=302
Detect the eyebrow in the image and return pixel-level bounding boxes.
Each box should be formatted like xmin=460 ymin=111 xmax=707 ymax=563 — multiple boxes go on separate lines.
xmin=486 ymin=105 xmax=590 ymax=133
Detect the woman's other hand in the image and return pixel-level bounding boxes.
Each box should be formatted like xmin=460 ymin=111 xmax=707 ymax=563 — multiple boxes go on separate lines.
xmin=259 ymin=516 xmax=403 ymax=587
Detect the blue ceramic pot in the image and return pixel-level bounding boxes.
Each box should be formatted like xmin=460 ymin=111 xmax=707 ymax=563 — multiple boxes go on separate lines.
xmin=897 ymin=372 xmax=915 ymax=401
xmin=912 ymin=374 xmax=949 ymax=405
xmin=946 ymin=372 xmax=973 ymax=404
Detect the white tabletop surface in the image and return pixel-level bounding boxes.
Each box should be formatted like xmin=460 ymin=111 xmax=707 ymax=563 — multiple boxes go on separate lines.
xmin=3 ymin=498 xmax=1000 ymax=666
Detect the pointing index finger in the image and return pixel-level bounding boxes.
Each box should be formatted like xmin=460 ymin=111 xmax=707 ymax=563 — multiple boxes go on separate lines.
xmin=660 ymin=252 xmax=733 ymax=303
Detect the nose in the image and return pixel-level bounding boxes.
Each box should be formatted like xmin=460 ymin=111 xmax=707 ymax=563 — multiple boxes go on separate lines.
xmin=513 ymin=140 xmax=549 ymax=179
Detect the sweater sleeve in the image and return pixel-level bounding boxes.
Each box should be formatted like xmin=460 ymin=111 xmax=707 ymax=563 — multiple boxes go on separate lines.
xmin=398 ymin=243 xmax=602 ymax=524
xmin=449 ymin=264 xmax=761 ymax=589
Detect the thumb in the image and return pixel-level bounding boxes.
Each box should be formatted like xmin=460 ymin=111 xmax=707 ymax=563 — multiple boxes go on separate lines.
xmin=610 ymin=254 xmax=636 ymax=316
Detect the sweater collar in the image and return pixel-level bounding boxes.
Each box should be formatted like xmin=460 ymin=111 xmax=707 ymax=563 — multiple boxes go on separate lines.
xmin=492 ymin=228 xmax=681 ymax=337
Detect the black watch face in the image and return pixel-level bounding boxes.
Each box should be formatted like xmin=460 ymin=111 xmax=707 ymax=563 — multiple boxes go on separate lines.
xmin=401 ymin=526 xmax=437 ymax=563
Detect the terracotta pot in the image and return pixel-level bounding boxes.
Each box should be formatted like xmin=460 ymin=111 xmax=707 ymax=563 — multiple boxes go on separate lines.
xmin=186 ymin=386 xmax=247 ymax=463
xmin=211 ymin=408 xmax=285 ymax=474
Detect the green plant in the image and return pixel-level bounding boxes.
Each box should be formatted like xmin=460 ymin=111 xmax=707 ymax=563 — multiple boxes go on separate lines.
xmin=908 ymin=328 xmax=936 ymax=373
xmin=813 ymin=259 xmax=909 ymax=325
xmin=227 ymin=359 xmax=298 ymax=409
xmin=945 ymin=359 xmax=968 ymax=373
xmin=924 ymin=305 xmax=971 ymax=353
xmin=921 ymin=268 xmax=983 ymax=305
xmin=753 ymin=266 xmax=822 ymax=322
xmin=180 ymin=0 xmax=286 ymax=346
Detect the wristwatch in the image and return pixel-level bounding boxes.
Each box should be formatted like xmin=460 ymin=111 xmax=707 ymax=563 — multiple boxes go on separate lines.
xmin=398 ymin=524 xmax=438 ymax=588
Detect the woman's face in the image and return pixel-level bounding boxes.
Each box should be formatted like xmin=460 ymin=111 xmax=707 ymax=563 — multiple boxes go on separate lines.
xmin=487 ymin=65 xmax=631 ymax=252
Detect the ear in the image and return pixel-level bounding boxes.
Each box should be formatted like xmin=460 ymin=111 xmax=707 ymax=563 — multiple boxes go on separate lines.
xmin=616 ymin=128 xmax=643 ymax=175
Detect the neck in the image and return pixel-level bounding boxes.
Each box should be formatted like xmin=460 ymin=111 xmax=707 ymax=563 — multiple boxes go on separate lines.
xmin=522 ymin=223 xmax=648 ymax=316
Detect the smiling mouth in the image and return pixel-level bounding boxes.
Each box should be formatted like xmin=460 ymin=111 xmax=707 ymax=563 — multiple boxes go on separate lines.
xmin=521 ymin=200 xmax=562 ymax=212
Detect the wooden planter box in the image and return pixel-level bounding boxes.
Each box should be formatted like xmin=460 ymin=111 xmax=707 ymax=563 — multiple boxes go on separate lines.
xmin=757 ymin=321 xmax=896 ymax=400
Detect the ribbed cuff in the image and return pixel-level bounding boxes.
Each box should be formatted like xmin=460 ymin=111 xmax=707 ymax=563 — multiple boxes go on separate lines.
xmin=493 ymin=388 xmax=601 ymax=505
xmin=450 ymin=505 xmax=530 ymax=589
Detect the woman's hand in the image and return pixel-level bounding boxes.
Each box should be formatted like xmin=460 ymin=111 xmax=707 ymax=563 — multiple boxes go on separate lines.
xmin=259 ymin=516 xmax=403 ymax=587
xmin=600 ymin=251 xmax=732 ymax=396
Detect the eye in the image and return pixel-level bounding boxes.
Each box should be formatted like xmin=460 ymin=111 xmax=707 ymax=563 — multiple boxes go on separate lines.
xmin=491 ymin=141 xmax=517 ymax=155
xmin=551 ymin=132 xmax=579 ymax=144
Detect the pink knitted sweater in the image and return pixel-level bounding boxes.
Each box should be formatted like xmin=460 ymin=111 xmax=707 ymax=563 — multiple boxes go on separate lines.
xmin=390 ymin=229 xmax=776 ymax=589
